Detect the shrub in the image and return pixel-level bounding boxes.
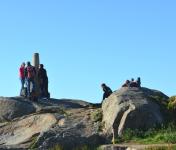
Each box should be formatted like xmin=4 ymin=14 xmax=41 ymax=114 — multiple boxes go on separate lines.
xmin=114 ymin=123 xmax=176 ymax=144
xmin=73 ymin=145 xmax=102 ymax=150
xmin=145 ymin=145 xmax=176 ymax=150
xmin=50 ymin=145 xmax=64 ymax=150
xmin=91 ymin=109 xmax=102 ymax=122
xmin=168 ymin=96 xmax=176 ymax=110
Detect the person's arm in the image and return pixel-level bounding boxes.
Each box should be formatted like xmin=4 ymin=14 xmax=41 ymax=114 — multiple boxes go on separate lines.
xmin=102 ymin=93 xmax=106 ymax=101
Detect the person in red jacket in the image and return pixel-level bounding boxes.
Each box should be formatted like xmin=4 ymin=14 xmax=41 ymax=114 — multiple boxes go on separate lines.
xmin=19 ymin=62 xmax=26 ymax=95
xmin=26 ymin=61 xmax=36 ymax=98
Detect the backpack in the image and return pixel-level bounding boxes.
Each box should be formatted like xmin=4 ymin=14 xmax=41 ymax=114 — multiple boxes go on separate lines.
xmin=27 ymin=66 xmax=35 ymax=78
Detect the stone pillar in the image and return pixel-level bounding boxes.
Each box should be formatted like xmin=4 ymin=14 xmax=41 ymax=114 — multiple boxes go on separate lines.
xmin=32 ymin=53 xmax=40 ymax=96
xmin=32 ymin=53 xmax=40 ymax=70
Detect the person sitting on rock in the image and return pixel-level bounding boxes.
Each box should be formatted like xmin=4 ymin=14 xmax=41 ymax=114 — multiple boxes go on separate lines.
xmin=26 ymin=61 xmax=36 ymax=98
xmin=130 ymin=78 xmax=138 ymax=87
xmin=101 ymin=83 xmax=113 ymax=102
xmin=136 ymin=77 xmax=141 ymax=87
xmin=122 ymin=80 xmax=130 ymax=87
xmin=38 ymin=64 xmax=49 ymax=98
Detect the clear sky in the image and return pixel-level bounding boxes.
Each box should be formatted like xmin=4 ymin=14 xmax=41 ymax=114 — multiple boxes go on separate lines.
xmin=0 ymin=0 xmax=176 ymax=103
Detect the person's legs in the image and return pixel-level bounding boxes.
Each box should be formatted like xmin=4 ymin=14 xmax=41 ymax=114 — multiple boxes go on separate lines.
xmin=107 ymin=91 xmax=112 ymax=98
xmin=101 ymin=93 xmax=107 ymax=103
xmin=20 ymin=78 xmax=25 ymax=95
xmin=103 ymin=92 xmax=109 ymax=100
xmin=40 ymin=82 xmax=45 ymax=97
xmin=21 ymin=78 xmax=25 ymax=88
xmin=31 ymin=78 xmax=35 ymax=92
xmin=42 ymin=79 xmax=48 ymax=98
xmin=27 ymin=78 xmax=31 ymax=97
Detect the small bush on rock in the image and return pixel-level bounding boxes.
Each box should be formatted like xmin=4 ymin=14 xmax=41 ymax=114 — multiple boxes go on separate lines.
xmin=168 ymin=96 xmax=176 ymax=110
xmin=91 ymin=109 xmax=102 ymax=122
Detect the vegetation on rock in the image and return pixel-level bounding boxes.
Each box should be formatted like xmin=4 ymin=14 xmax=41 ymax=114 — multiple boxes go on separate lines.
xmin=50 ymin=144 xmax=101 ymax=150
xmin=115 ymin=123 xmax=176 ymax=144
xmin=168 ymin=96 xmax=176 ymax=110
xmin=91 ymin=109 xmax=102 ymax=122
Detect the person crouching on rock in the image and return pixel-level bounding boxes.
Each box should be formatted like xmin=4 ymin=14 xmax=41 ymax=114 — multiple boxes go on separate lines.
xmin=129 ymin=78 xmax=138 ymax=87
xmin=26 ymin=61 xmax=36 ymax=98
xmin=19 ymin=62 xmax=26 ymax=96
xmin=101 ymin=83 xmax=113 ymax=102
xmin=122 ymin=80 xmax=130 ymax=87
xmin=136 ymin=77 xmax=141 ymax=87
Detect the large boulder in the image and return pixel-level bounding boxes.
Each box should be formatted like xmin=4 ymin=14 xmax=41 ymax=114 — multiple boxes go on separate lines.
xmin=0 ymin=113 xmax=57 ymax=146
xmin=33 ymin=108 xmax=106 ymax=150
xmin=102 ymin=87 xmax=168 ymax=137
xmin=0 ymin=94 xmax=108 ymax=149
xmin=0 ymin=97 xmax=36 ymax=122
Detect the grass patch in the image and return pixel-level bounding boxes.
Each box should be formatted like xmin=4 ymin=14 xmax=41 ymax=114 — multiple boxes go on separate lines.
xmin=91 ymin=109 xmax=102 ymax=122
xmin=50 ymin=145 xmax=64 ymax=150
xmin=90 ymin=109 xmax=104 ymax=132
xmin=145 ymin=145 xmax=176 ymax=150
xmin=50 ymin=145 xmax=101 ymax=150
xmin=73 ymin=145 xmax=101 ymax=150
xmin=28 ymin=134 xmax=39 ymax=150
xmin=115 ymin=122 xmax=176 ymax=144
xmin=168 ymin=96 xmax=176 ymax=110
xmin=149 ymin=95 xmax=168 ymax=106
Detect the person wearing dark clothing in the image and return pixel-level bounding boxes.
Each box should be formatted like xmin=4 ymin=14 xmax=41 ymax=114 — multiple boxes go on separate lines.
xmin=136 ymin=77 xmax=141 ymax=87
xmin=129 ymin=78 xmax=137 ymax=87
xmin=38 ymin=64 xmax=49 ymax=98
xmin=101 ymin=83 xmax=113 ymax=102
xmin=122 ymin=80 xmax=130 ymax=87
xmin=130 ymin=81 xmax=138 ymax=87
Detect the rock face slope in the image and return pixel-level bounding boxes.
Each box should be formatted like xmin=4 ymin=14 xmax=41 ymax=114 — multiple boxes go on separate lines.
xmin=0 ymin=97 xmax=104 ymax=150
xmin=0 ymin=97 xmax=36 ymax=122
xmin=102 ymin=87 xmax=168 ymax=137
xmin=0 ymin=87 xmax=169 ymax=149
xmin=0 ymin=113 xmax=57 ymax=145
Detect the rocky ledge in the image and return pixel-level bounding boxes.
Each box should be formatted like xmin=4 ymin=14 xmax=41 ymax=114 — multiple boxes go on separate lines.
xmin=0 ymin=87 xmax=171 ymax=150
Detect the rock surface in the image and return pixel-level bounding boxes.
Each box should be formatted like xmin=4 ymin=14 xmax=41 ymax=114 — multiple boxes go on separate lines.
xmin=0 ymin=97 xmax=36 ymax=122
xmin=0 ymin=97 xmax=104 ymax=150
xmin=0 ymin=113 xmax=57 ymax=146
xmin=0 ymin=87 xmax=170 ymax=149
xmin=100 ymin=144 xmax=176 ymax=150
xmin=34 ymin=108 xmax=106 ymax=150
xmin=102 ymin=87 xmax=168 ymax=137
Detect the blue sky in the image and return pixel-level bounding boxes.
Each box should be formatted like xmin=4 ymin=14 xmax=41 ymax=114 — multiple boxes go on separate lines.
xmin=0 ymin=0 xmax=176 ymax=103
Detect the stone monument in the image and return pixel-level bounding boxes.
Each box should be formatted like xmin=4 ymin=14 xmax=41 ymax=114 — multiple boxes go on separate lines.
xmin=32 ymin=53 xmax=40 ymax=96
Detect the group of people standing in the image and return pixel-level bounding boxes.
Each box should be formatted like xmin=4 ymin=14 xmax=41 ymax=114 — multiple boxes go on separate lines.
xmin=101 ymin=77 xmax=141 ymax=102
xmin=20 ymin=62 xmax=141 ymax=103
xmin=19 ymin=61 xmax=49 ymax=99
